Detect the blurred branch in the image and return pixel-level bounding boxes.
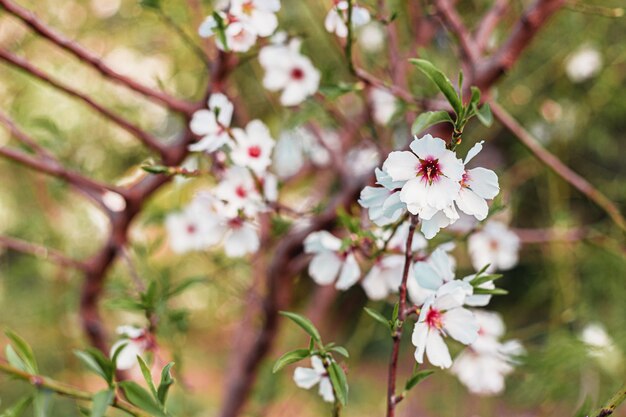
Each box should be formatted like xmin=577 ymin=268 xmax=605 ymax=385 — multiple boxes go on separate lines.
xmin=0 ymin=235 xmax=88 ymax=270
xmin=594 ymin=382 xmax=626 ymax=417
xmin=491 ymin=102 xmax=626 ymax=233
xmin=475 ymin=0 xmax=566 ymax=89
xmin=0 ymin=360 xmax=152 ymax=417
xmin=434 ymin=0 xmax=480 ymax=66
xmin=0 ymin=111 xmax=55 ymax=159
xmin=0 ymin=0 xmax=195 ymax=115
xmin=0 ymin=49 xmax=167 ymax=157
xmin=474 ymin=0 xmax=509 ymax=52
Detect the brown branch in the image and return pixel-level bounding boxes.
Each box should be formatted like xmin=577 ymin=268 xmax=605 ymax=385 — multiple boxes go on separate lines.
xmin=0 ymin=110 xmax=54 ymax=159
xmin=474 ymin=0 xmax=509 ymax=52
xmin=386 ymin=215 xmax=418 ymax=417
xmin=491 ymin=102 xmax=626 ymax=232
xmin=474 ymin=0 xmax=566 ymax=90
xmin=0 ymin=0 xmax=195 ymax=115
xmin=0 ymin=49 xmax=167 ymax=157
xmin=0 ymin=235 xmax=88 ymax=270
xmin=434 ymin=0 xmax=481 ymax=67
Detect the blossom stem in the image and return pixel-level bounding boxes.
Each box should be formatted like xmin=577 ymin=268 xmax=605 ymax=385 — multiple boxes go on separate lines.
xmin=386 ymin=215 xmax=418 ymax=417
xmin=594 ymin=382 xmax=626 ymax=417
xmin=0 ymin=360 xmax=152 ymax=417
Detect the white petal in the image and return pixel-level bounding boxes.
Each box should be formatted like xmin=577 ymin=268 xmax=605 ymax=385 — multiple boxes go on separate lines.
xmin=443 ymin=307 xmax=479 ymax=345
xmin=413 ymin=262 xmax=442 ymax=291
xmin=335 ymin=252 xmax=360 ymax=290
xmin=425 ymin=330 xmax=452 ymax=369
xmin=464 ymin=141 xmax=484 ymax=164
xmin=409 ymin=134 xmax=447 ymax=160
xmin=361 ymin=265 xmax=389 ymax=300
xmin=303 ymin=231 xmax=342 ymax=253
xmin=382 ymin=151 xmax=419 ymax=182
xmin=318 ymin=377 xmax=335 ymax=403
xmin=309 ymin=252 xmax=342 ymax=285
xmin=456 ymin=188 xmax=489 ymax=220
xmin=111 ymin=340 xmax=143 ymax=371
xmin=293 ymin=367 xmax=322 ymax=389
xmin=467 ymin=167 xmax=499 ymax=199
xmin=412 ymin=323 xmax=429 ymax=363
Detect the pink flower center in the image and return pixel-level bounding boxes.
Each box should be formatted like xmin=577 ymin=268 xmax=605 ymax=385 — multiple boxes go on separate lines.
xmin=489 ymin=239 xmax=499 ymax=251
xmin=291 ymin=67 xmax=305 ymax=81
xmin=248 ymin=145 xmax=262 ymax=158
xmin=417 ymin=157 xmax=442 ymax=184
xmin=228 ymin=217 xmax=244 ymax=229
xmin=425 ymin=308 xmax=443 ymax=329
xmin=186 ymin=224 xmax=197 ymax=235
xmin=235 ymin=185 xmax=247 ymax=198
xmin=241 ymin=1 xmax=255 ymax=15
xmin=460 ymin=171 xmax=470 ymax=188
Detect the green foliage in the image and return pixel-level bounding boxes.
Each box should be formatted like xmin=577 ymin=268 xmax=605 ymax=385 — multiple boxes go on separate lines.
xmin=89 ymin=390 xmax=114 ymax=417
xmin=0 ymin=397 xmax=33 ymax=417
xmin=272 ymin=349 xmax=311 ymax=373
xmin=279 ymin=311 xmax=322 ymax=342
xmin=5 ymin=331 xmax=38 ymax=374
xmin=119 ymin=381 xmax=168 ymax=417
xmin=404 ymin=370 xmax=434 ymax=392
xmin=73 ymin=349 xmax=115 ymax=387
xmin=410 ymin=59 xmax=463 ymax=116
xmin=327 ymin=361 xmax=348 ymax=406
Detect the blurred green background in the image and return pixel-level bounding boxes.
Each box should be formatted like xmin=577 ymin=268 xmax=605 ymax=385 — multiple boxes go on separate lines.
xmin=0 ymin=0 xmax=624 ymax=416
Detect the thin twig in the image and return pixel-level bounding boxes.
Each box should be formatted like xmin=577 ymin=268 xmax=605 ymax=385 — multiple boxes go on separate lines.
xmin=0 ymin=235 xmax=88 ymax=270
xmin=474 ymin=0 xmax=509 ymax=52
xmin=491 ymin=102 xmax=626 ymax=233
xmin=434 ymin=0 xmax=481 ymax=66
xmin=593 ymin=382 xmax=626 ymax=417
xmin=0 ymin=0 xmax=194 ymax=114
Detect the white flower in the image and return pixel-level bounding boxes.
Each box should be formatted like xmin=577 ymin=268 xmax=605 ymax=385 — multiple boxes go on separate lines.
xmin=370 ymin=88 xmax=397 ymax=125
xmin=383 ymin=221 xmax=428 ymax=253
xmin=110 ymin=326 xmax=150 ymax=371
xmin=359 ymin=167 xmax=406 ymax=226
xmin=272 ymin=128 xmax=331 ymax=178
xmin=215 ymin=166 xmax=264 ymax=216
xmin=358 ymin=22 xmax=385 ymax=53
xmin=383 ymin=134 xmax=464 ymax=219
xmin=451 ymin=311 xmax=524 ymax=396
xmin=198 ymin=13 xmax=257 ymax=52
xmin=468 ymin=221 xmax=520 ymax=272
xmin=230 ymin=0 xmax=280 ymax=37
xmin=455 ymin=141 xmax=499 ymax=221
xmin=361 ymin=254 xmax=404 ymax=300
xmin=165 ymin=205 xmax=221 ymax=253
xmin=293 ymin=356 xmax=335 ymax=403
xmin=259 ymin=39 xmax=321 ymax=106
xmin=565 ymin=46 xmax=602 ymax=83
xmin=412 ymin=282 xmax=479 ymax=369
xmin=230 ymin=119 xmax=275 ymax=174
xmin=220 ymin=216 xmax=261 ymax=257
xmin=304 ymin=231 xmax=360 ymax=290
xmin=324 ymin=1 xmax=371 ymax=38
xmin=189 ymin=93 xmax=234 ymax=153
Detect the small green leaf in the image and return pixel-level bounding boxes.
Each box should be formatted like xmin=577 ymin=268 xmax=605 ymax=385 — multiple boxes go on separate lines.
xmin=73 ymin=350 xmax=113 ymax=385
xmin=410 ymin=59 xmax=463 ymax=116
xmin=5 ymin=345 xmax=28 ymax=373
xmin=157 ymin=362 xmax=175 ymax=405
xmin=470 ymin=274 xmax=502 ymax=287
xmin=473 ymin=102 xmax=493 ymax=127
xmin=212 ymin=12 xmax=229 ymax=51
xmin=137 ymin=356 xmax=158 ymax=400
xmin=411 ymin=111 xmax=454 ymax=135
xmin=139 ymin=0 xmax=161 ymax=9
xmin=473 ymin=287 xmax=508 ymax=295
xmin=329 ymin=346 xmax=350 ymax=358
xmin=141 ymin=165 xmax=170 ymax=174
xmin=0 ymin=396 xmax=33 ymax=417
xmin=327 ymin=361 xmax=349 ymax=406
xmin=167 ymin=277 xmax=205 ymax=298
xmin=392 ymin=302 xmax=399 ymax=322
xmin=279 ymin=312 xmax=322 ymax=342
xmin=111 ymin=342 xmax=128 ymax=371
xmin=33 ymin=391 xmax=52 ymax=417
xmin=272 ymin=349 xmax=311 ymax=373
xmin=363 ymin=307 xmax=391 ymax=329
xmin=5 ymin=330 xmax=38 ymax=373
xmin=404 ymin=370 xmax=434 ymax=391
xmin=470 ymin=86 xmax=481 ymax=107
xmin=119 ymin=381 xmax=167 ymax=417
xmin=90 ymin=390 xmax=114 ymax=417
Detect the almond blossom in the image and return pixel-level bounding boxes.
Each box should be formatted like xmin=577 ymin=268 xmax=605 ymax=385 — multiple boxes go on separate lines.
xmin=199 ymin=13 xmax=258 ymax=53
xmin=565 ymin=46 xmax=602 ymax=83
xmin=165 ymin=204 xmax=221 ymax=253
xmin=468 ymin=221 xmax=520 ymax=272
xmin=304 ymin=231 xmax=360 ymax=290
xmin=259 ymin=39 xmax=321 ymax=106
xmin=412 ymin=282 xmax=479 ymax=369
xmin=358 ymin=167 xmax=406 ymax=227
xmin=370 ymin=88 xmax=398 ymax=125
xmin=110 ymin=326 xmax=151 ymax=371
xmin=451 ymin=311 xmax=524 ymax=395
xmin=189 ymin=93 xmax=234 ymax=153
xmin=361 ymin=254 xmax=405 ymax=300
xmin=215 ymin=166 xmax=264 ymax=216
xmin=272 ymin=127 xmax=331 ymax=178
xmin=455 ymin=141 xmax=500 ymax=221
xmin=230 ymin=119 xmax=275 ymax=174
xmin=324 ymin=1 xmax=371 ymax=38
xmin=230 ymin=0 xmax=280 ymax=37
xmin=293 ymin=356 xmax=335 ymax=403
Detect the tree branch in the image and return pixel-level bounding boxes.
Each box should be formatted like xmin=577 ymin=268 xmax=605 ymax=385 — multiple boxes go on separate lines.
xmin=0 ymin=49 xmax=167 ymax=157
xmin=0 ymin=235 xmax=88 ymax=270
xmin=474 ymin=0 xmax=509 ymax=52
xmin=434 ymin=0 xmax=481 ymax=66
xmin=0 ymin=0 xmax=195 ymax=115
xmin=491 ymin=102 xmax=626 ymax=232
xmin=594 ymin=382 xmax=626 ymax=417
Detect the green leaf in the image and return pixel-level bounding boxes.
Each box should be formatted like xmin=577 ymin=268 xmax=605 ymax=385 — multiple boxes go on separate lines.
xmin=404 ymin=370 xmax=434 ymax=391
xmin=212 ymin=12 xmax=229 ymax=51
xmin=363 ymin=307 xmax=390 ymax=329
xmin=328 ymin=346 xmax=350 ymax=358
xmin=33 ymin=391 xmax=52 ymax=417
xmin=470 ymin=86 xmax=481 ymax=107
xmin=111 ymin=342 xmax=128 ymax=371
xmin=5 ymin=330 xmax=38 ymax=373
xmin=73 ymin=350 xmax=113 ymax=385
xmin=5 ymin=345 xmax=28 ymax=373
xmin=279 ymin=311 xmax=322 ymax=342
xmin=139 ymin=0 xmax=161 ymax=9
xmin=392 ymin=302 xmax=399 ymax=323
xmin=0 ymin=396 xmax=33 ymax=417
xmin=157 ymin=362 xmax=175 ymax=405
xmin=410 ymin=59 xmax=463 ymax=116
xmin=141 ymin=165 xmax=170 ymax=174
xmin=90 ymin=390 xmax=114 ymax=417
xmin=473 ymin=102 xmax=493 ymax=127
xmin=469 ymin=273 xmax=502 ymax=287
xmin=167 ymin=277 xmax=205 ymax=298
xmin=119 ymin=381 xmax=167 ymax=417
xmin=137 ymin=356 xmax=158 ymax=400
xmin=473 ymin=287 xmax=508 ymax=295
xmin=411 ymin=111 xmax=454 ymax=135
xmin=573 ymin=396 xmax=592 ymax=417
xmin=272 ymin=349 xmax=311 ymax=373
xmin=327 ymin=361 xmax=349 ymax=406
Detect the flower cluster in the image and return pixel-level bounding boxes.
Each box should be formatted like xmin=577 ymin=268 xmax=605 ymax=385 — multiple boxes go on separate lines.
xmin=360 ymin=134 xmax=499 ymax=239
xmin=324 ymin=1 xmax=371 ymax=38
xmin=199 ymin=0 xmax=281 ymax=52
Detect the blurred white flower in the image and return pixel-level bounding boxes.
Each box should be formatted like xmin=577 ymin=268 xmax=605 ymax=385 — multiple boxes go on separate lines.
xmin=189 ymin=93 xmax=234 ymax=153
xmin=358 ymin=22 xmax=385 ymax=53
xmin=370 ymin=88 xmax=397 ymax=125
xmin=565 ymin=46 xmax=602 ymax=83
xmin=259 ymin=39 xmax=321 ymax=106
xmin=304 ymin=231 xmax=360 ymax=290
xmin=230 ymin=119 xmax=275 ymax=174
xmin=199 ymin=13 xmax=257 ymax=52
xmin=230 ymin=0 xmax=280 ymax=37
xmin=165 ymin=204 xmax=221 ymax=253
xmin=468 ymin=221 xmax=520 ymax=272
xmin=361 ymin=254 xmax=405 ymax=300
xmin=293 ymin=356 xmax=335 ymax=403
xmin=214 ymin=166 xmax=264 ymax=217
xmin=325 ymin=1 xmax=371 ymax=38
xmin=110 ymin=326 xmax=150 ymax=371
xmin=272 ymin=127 xmax=331 ymax=178
xmin=412 ymin=282 xmax=479 ymax=369
xmin=451 ymin=311 xmax=524 ymax=396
